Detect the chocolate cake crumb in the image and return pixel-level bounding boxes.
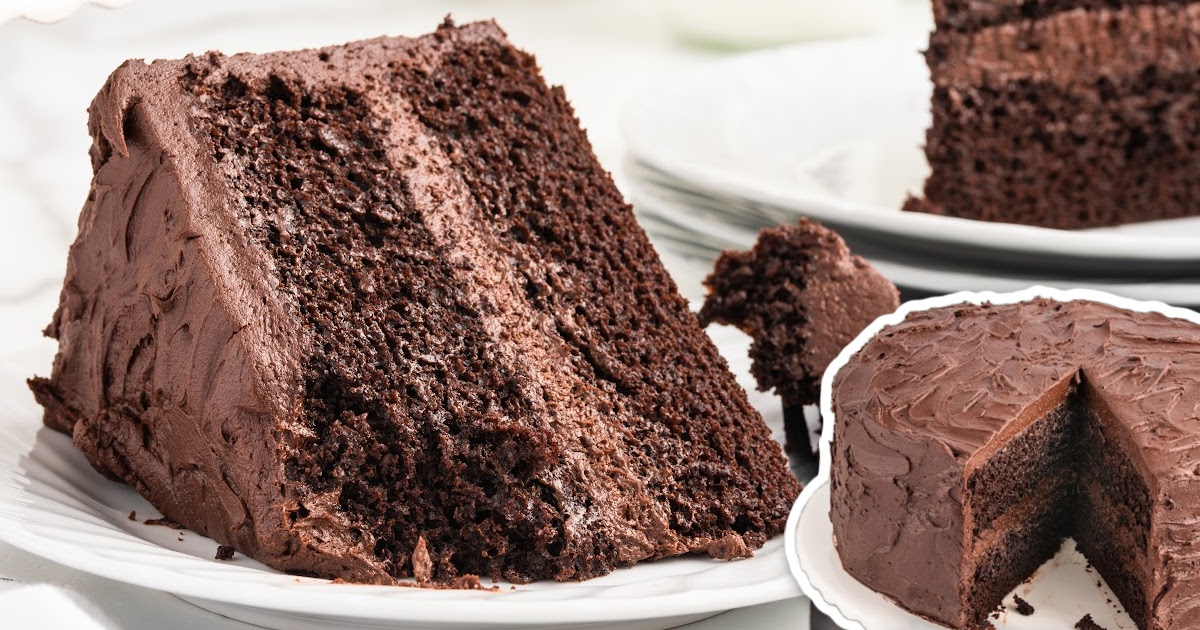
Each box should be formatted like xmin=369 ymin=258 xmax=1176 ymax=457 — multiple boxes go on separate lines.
xmin=700 ymin=219 xmax=897 ymax=453
xmin=412 ymin=536 xmax=433 ymax=584
xmin=1012 ymin=595 xmax=1034 ymax=615
xmin=127 ymin=510 xmax=136 ymax=521
xmin=1076 ymin=614 xmax=1107 ymax=630
xmin=144 ymin=517 xmax=183 ymax=529
xmin=382 ymin=575 xmax=498 ymax=591
xmin=449 ymin=575 xmax=485 ymax=590
xmin=705 ymin=533 xmax=753 ymax=560
xmin=215 ymin=545 xmax=236 ymax=561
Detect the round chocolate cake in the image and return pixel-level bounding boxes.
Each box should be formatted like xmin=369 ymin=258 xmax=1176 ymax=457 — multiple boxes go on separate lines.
xmin=830 ymin=294 xmax=1200 ymax=630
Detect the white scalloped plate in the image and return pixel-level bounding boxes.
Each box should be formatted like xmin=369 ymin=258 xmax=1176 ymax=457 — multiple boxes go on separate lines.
xmin=784 ymin=286 xmax=1199 ymax=630
xmin=0 ymin=326 xmax=800 ymax=630
xmin=622 ymin=37 xmax=1200 ymax=271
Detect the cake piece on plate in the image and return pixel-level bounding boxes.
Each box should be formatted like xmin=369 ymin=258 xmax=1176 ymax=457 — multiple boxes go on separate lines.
xmin=905 ymin=1 xmax=1200 ymax=228
xmin=699 ymin=219 xmax=898 ymax=454
xmin=28 ymin=19 xmax=800 ymax=586
xmin=831 ymin=294 xmax=1200 ymax=629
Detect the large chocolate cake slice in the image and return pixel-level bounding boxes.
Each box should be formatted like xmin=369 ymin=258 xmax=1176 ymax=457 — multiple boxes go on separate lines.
xmin=904 ymin=1 xmax=1200 ymax=228
xmin=27 ymin=20 xmax=800 ymax=585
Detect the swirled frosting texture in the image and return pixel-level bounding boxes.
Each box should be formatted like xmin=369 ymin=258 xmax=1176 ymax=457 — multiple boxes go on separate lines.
xmin=831 ymin=298 xmax=1200 ymax=629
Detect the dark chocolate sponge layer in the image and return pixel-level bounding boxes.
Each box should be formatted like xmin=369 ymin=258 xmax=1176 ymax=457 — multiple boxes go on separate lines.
xmin=28 ymin=20 xmax=799 ymax=585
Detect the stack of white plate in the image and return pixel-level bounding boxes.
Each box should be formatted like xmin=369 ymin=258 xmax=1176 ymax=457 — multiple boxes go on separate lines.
xmin=621 ymin=36 xmax=1200 ymax=307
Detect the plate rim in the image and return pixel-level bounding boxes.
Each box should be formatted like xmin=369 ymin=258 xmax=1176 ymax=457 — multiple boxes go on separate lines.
xmin=621 ymin=36 xmax=1200 ymax=265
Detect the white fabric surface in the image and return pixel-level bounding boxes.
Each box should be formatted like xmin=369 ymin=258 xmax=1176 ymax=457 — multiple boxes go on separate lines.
xmin=0 ymin=584 xmax=115 ymax=629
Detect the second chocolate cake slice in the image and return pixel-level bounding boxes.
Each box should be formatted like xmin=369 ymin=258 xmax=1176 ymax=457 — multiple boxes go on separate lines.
xmin=905 ymin=1 xmax=1200 ymax=228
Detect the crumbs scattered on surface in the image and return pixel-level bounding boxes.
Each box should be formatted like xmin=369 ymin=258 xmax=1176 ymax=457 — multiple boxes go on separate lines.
xmin=412 ymin=536 xmax=433 ymax=584
xmin=705 ymin=533 xmax=752 ymax=560
xmin=1075 ymin=614 xmax=1106 ymax=630
xmin=391 ymin=576 xmax=499 ymax=591
xmin=144 ymin=517 xmax=184 ymax=529
xmin=127 ymin=510 xmax=136 ymax=521
xmin=215 ymin=545 xmax=236 ymax=561
xmin=1013 ymin=595 xmax=1034 ymax=616
xmin=328 ymin=573 xmax=501 ymax=592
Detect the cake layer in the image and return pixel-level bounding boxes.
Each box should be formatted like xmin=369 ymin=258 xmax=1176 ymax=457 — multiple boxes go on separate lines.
xmin=962 ymin=487 xmax=1070 ymax=630
xmin=1077 ymin=482 xmax=1151 ymax=628
xmin=964 ymin=375 xmax=1076 ymax=539
xmin=907 ymin=66 xmax=1200 ymax=228
xmin=929 ymin=5 xmax=1200 ymax=89
xmin=933 ymin=0 xmax=1174 ymax=33
xmin=30 ymin=21 xmax=800 ymax=586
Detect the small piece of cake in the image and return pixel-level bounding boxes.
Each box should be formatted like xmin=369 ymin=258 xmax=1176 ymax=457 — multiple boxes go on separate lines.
xmin=27 ymin=20 xmax=800 ymax=585
xmin=699 ymin=220 xmax=898 ymax=453
xmin=904 ymin=2 xmax=1200 ymax=228
xmin=831 ymin=296 xmax=1200 ymax=629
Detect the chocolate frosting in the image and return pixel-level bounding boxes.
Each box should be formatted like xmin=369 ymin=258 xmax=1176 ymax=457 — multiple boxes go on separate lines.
xmin=929 ymin=5 xmax=1200 ymax=91
xmin=831 ymin=298 xmax=1200 ymax=628
xmin=27 ymin=48 xmax=388 ymax=580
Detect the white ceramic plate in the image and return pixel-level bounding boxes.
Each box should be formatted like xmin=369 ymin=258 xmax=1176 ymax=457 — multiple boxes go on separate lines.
xmin=621 ymin=37 xmax=1200 ymax=270
xmin=630 ymin=180 xmax=1200 ymax=308
xmin=0 ymin=326 xmax=800 ymax=630
xmin=785 ymin=286 xmax=1200 ymax=630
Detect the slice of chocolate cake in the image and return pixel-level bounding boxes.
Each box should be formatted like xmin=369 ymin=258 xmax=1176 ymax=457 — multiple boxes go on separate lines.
xmin=699 ymin=220 xmax=898 ymax=454
xmin=27 ymin=20 xmax=800 ymax=585
xmin=904 ymin=2 xmax=1200 ymax=228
